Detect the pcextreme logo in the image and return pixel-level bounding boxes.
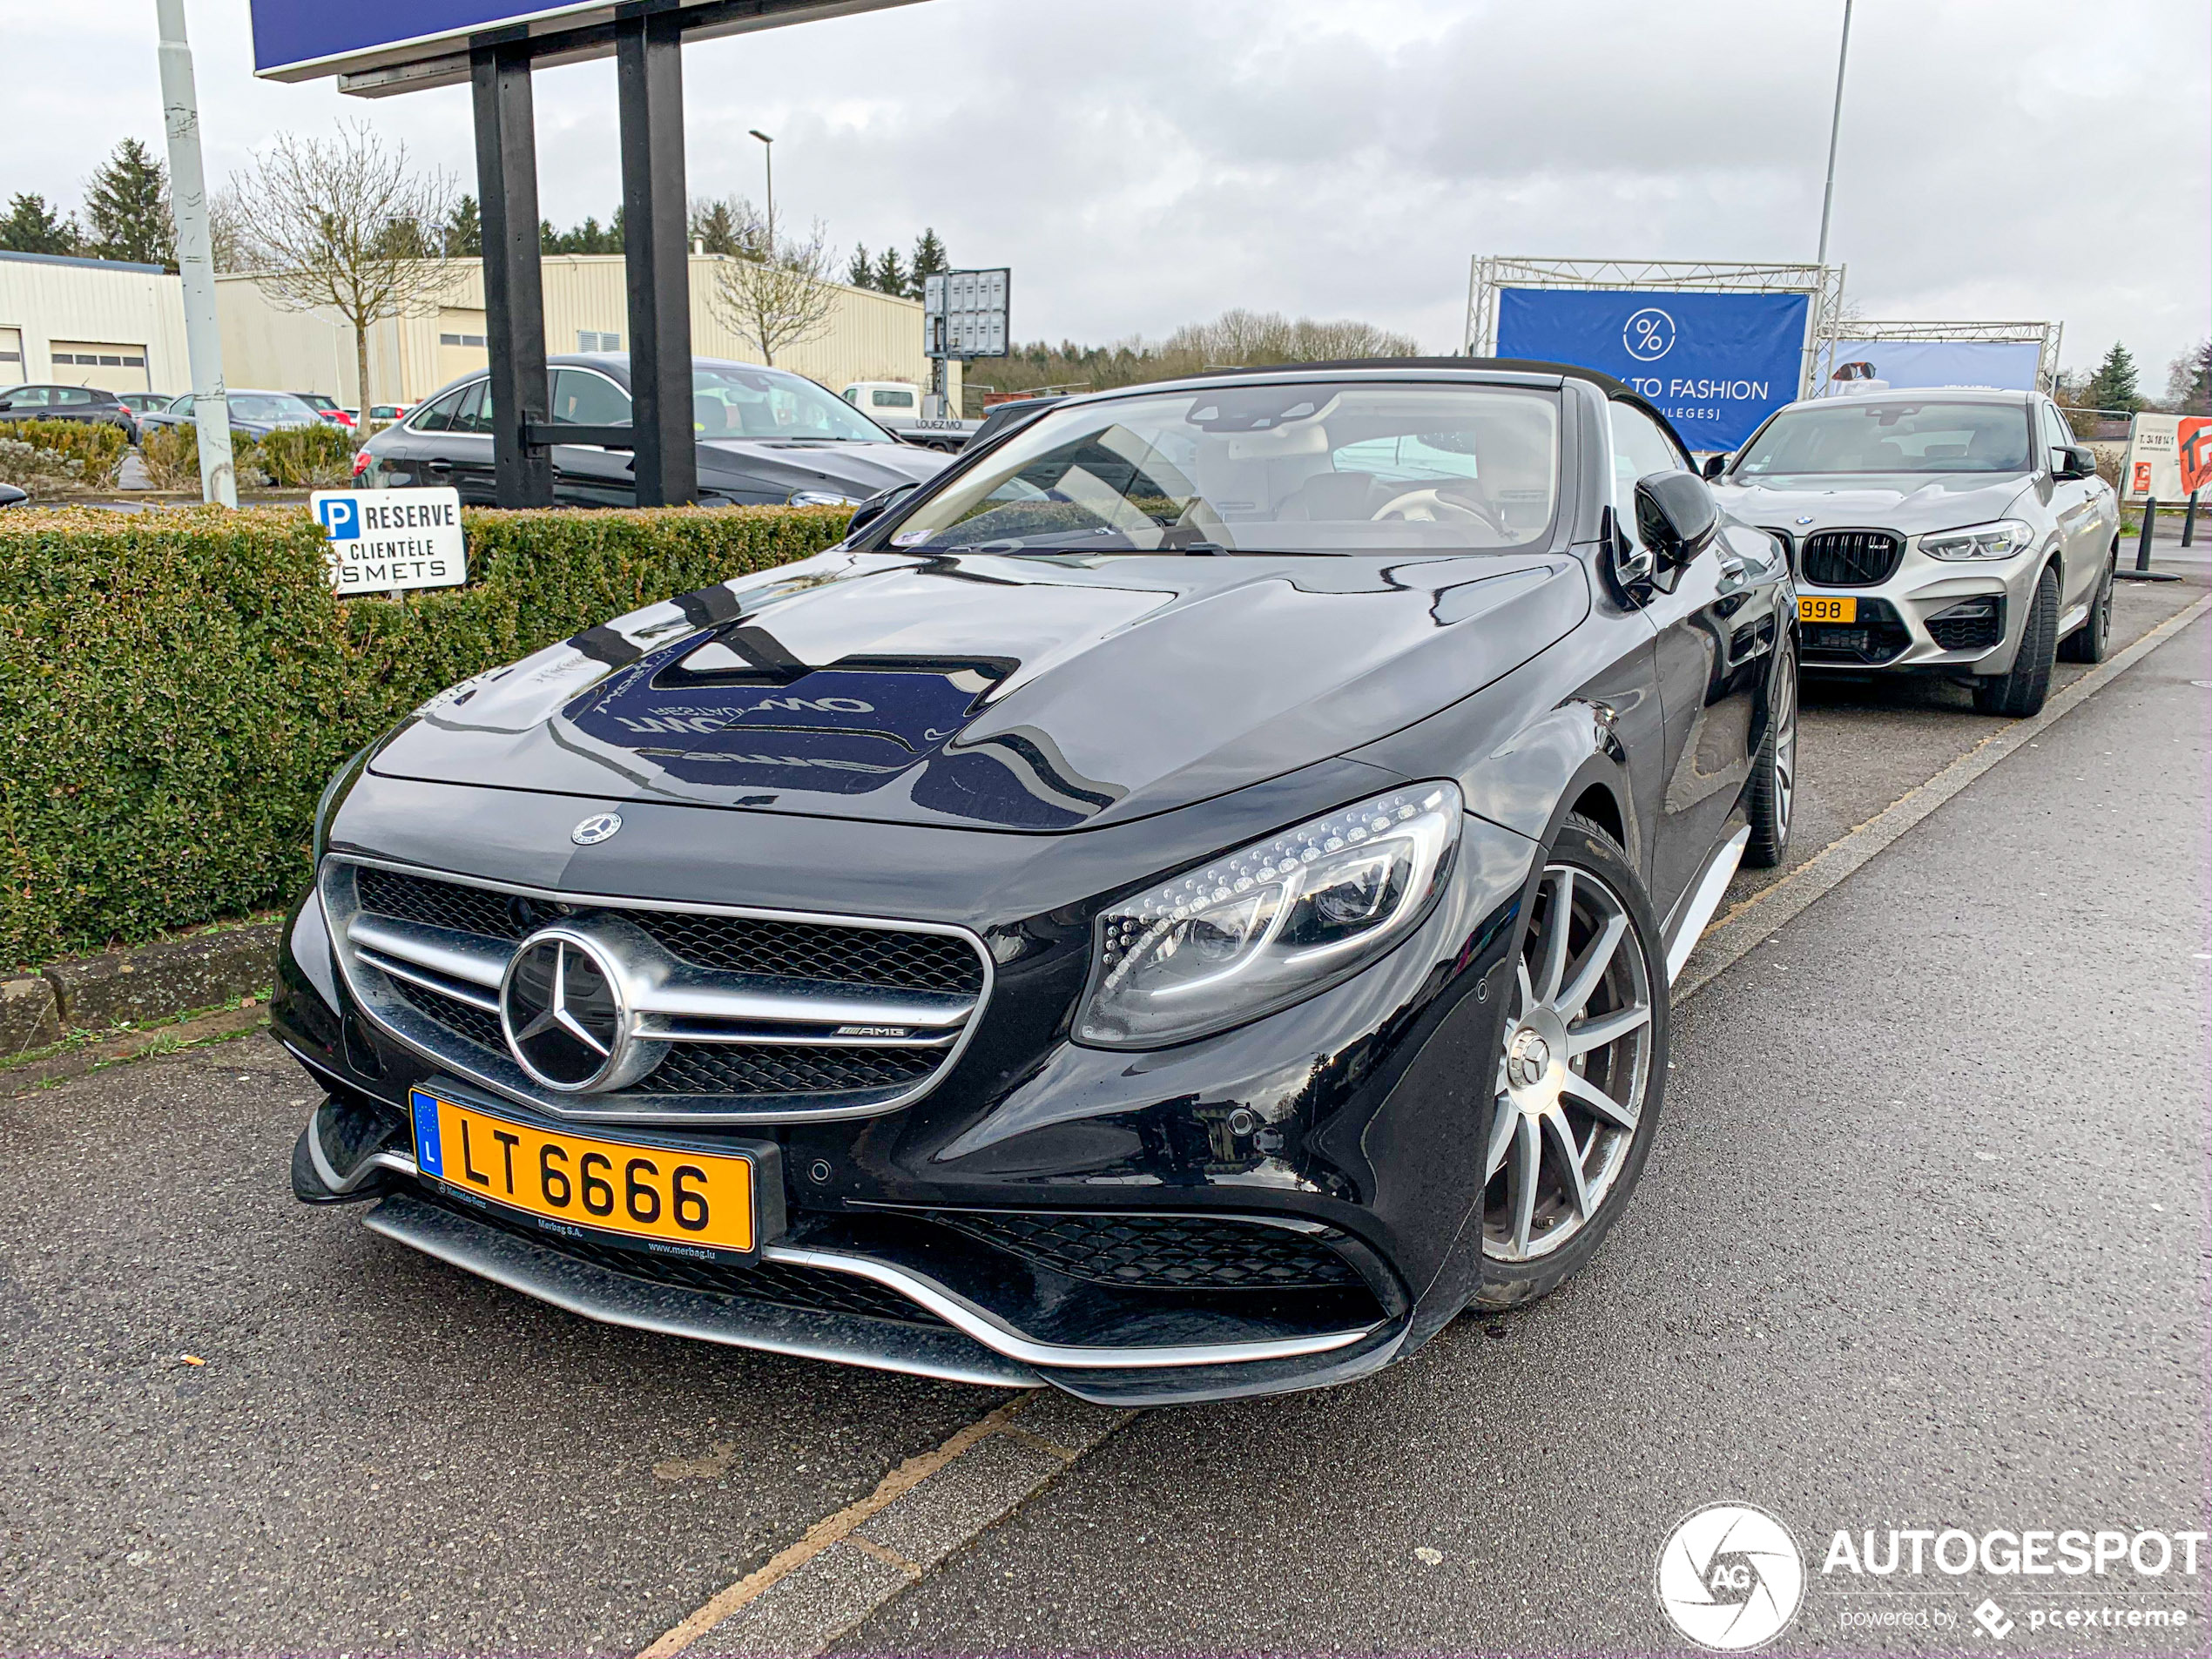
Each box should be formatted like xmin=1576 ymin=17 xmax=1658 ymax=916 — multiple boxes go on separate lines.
xmin=1656 ymin=1503 xmax=1806 ymax=1650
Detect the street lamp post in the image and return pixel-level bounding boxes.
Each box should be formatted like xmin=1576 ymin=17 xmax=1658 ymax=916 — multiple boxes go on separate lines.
xmin=749 ymin=128 xmax=773 ymax=250
xmin=1816 ymin=0 xmax=1855 ymax=266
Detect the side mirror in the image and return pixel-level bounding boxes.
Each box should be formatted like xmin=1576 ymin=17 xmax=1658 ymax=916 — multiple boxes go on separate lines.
xmin=2051 ymin=444 xmax=2096 ymax=482
xmin=1633 ymin=471 xmax=1720 ymax=569
xmin=1700 ymin=453 xmax=1729 ymax=481
xmin=846 ymin=482 xmax=917 ymax=538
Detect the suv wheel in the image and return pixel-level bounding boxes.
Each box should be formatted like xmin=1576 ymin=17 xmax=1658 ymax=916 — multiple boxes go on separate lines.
xmin=1743 ymin=636 xmax=1797 ymax=867
xmin=1973 ymin=563 xmax=2060 ymax=718
xmin=2057 ymin=548 xmax=2116 ymax=664
xmin=1474 ymin=814 xmax=1669 ymax=1311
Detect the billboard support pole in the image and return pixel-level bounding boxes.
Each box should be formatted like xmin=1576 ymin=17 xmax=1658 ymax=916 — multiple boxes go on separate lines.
xmin=471 ymin=43 xmax=553 ymax=509
xmin=617 ymin=9 xmax=697 ymax=508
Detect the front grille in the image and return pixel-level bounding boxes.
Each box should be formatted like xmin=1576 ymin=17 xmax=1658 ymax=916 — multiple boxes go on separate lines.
xmin=356 ymin=867 xmax=980 ymax=996
xmin=932 ymin=1211 xmax=1360 ymax=1291
xmin=1926 ymin=597 xmax=2004 ymax=651
xmin=336 ymin=862 xmax=986 ymax=1117
xmin=631 ymin=913 xmax=983 ymax=996
xmin=423 ymin=1190 xmax=945 ymax=1326
xmin=389 ymin=975 xmax=508 ymax=1051
xmin=357 ymin=866 xmax=550 ymax=940
xmin=631 ymin=1042 xmax=941 ymax=1096
xmin=386 ymin=965 xmax=941 ymax=1100
xmin=1801 ymin=597 xmax=1912 ymax=665
xmin=1801 ymin=529 xmax=1904 ymax=586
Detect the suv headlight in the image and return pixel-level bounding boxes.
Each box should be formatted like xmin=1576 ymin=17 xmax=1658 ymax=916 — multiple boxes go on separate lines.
xmin=788 ymin=488 xmax=865 ymax=508
xmin=1919 ymin=519 xmax=2037 ymax=561
xmin=1075 ymin=782 xmax=1462 ymax=1049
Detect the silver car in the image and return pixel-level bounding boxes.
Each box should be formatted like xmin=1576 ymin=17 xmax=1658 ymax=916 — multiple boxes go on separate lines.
xmin=1708 ymin=388 xmax=2119 ymax=716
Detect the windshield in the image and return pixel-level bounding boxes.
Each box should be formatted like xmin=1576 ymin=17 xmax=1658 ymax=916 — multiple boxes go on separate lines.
xmin=691 ymin=366 xmax=893 ymax=442
xmin=1736 ymin=400 xmax=2032 ymax=475
xmin=228 ymin=393 xmax=322 ymax=426
xmin=881 ymin=381 xmax=1559 ymax=554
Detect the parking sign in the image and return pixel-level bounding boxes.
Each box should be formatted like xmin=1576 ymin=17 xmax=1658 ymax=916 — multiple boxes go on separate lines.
xmin=311 ymin=488 xmax=467 ymax=595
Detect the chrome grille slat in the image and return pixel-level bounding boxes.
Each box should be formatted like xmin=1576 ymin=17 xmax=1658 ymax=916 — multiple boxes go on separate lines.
xmin=323 ymin=856 xmax=992 ymax=1126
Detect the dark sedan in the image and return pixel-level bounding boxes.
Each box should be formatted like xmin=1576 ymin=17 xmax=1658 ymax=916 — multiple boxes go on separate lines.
xmin=138 ymin=389 xmax=327 ymax=442
xmin=279 ymin=360 xmax=1797 ymax=1404
xmin=356 ymin=355 xmax=954 ymax=508
xmin=0 ymin=383 xmax=137 ymax=441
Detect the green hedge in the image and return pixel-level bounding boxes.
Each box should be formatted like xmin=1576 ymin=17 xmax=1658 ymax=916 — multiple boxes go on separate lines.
xmin=0 ymin=502 xmax=848 ymax=969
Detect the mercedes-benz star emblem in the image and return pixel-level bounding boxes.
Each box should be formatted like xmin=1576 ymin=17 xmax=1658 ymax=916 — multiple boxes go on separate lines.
xmin=500 ymin=928 xmax=633 ymax=1091
xmin=571 ymin=812 xmax=623 ymax=846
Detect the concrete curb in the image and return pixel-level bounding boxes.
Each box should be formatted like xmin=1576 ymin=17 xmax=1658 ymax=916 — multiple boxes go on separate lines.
xmin=2 ymin=921 xmax=281 ymax=1060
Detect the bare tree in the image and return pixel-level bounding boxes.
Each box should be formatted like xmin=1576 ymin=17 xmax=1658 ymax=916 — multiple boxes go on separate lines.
xmin=710 ymin=218 xmax=840 ymax=368
xmin=227 ymin=121 xmax=457 ymax=424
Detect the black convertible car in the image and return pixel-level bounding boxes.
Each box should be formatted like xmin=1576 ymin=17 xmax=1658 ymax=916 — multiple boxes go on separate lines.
xmin=279 ymin=360 xmax=1797 ymax=1404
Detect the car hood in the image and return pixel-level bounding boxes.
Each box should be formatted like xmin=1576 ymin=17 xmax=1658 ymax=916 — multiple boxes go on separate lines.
xmin=696 ymin=438 xmax=950 ymax=498
xmin=369 ymin=546 xmax=1589 ymax=832
xmin=1713 ymin=471 xmax=2033 ymax=534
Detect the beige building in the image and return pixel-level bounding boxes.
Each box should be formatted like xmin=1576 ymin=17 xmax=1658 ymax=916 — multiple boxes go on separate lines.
xmin=216 ymin=254 xmax=951 ymax=410
xmin=0 ymin=251 xmax=190 ymax=394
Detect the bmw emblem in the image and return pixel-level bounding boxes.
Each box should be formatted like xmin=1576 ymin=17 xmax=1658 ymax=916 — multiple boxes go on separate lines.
xmin=1794 ymin=515 xmax=1816 ymax=526
xmin=570 ymin=812 xmax=623 ymax=846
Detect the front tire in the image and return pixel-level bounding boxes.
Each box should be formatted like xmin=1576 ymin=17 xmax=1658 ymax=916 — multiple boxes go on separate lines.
xmin=1973 ymin=563 xmax=2060 ymax=717
xmin=2057 ymin=549 xmax=2115 ymax=664
xmin=1743 ymin=636 xmax=1797 ymax=868
xmin=1473 ymin=814 xmax=1669 ymax=1312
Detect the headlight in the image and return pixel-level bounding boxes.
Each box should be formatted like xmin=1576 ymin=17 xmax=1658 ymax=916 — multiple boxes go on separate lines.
xmin=1075 ymin=782 xmax=1462 ymax=1049
xmin=1919 ymin=519 xmax=2037 ymax=561
xmin=788 ymin=489 xmax=865 ymax=508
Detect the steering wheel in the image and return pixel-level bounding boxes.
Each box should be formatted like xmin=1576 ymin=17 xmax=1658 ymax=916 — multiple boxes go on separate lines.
xmin=1371 ymin=484 xmax=1509 ymax=539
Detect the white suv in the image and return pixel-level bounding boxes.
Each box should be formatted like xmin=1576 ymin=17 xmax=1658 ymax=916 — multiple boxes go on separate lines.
xmin=1709 ymin=389 xmax=2119 ymax=715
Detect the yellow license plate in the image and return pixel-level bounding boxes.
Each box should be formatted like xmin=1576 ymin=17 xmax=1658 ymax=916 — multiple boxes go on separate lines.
xmin=1799 ymin=595 xmax=1858 ymax=624
xmin=410 ymin=1090 xmax=758 ymax=1255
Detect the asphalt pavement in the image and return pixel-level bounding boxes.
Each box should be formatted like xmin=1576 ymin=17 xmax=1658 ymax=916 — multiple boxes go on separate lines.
xmin=0 ymin=592 xmax=2203 ymax=1657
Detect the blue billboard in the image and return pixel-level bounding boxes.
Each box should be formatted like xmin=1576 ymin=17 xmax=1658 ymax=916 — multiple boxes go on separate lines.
xmin=252 ymin=0 xmax=924 ymax=82
xmin=1495 ymin=288 xmax=1811 ymax=451
xmin=1817 ymin=340 xmax=2042 ymax=395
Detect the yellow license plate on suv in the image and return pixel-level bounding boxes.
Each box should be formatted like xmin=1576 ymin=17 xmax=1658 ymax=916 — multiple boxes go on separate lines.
xmin=409 ymin=1090 xmax=759 ymax=1256
xmin=1799 ymin=595 xmax=1857 ymax=624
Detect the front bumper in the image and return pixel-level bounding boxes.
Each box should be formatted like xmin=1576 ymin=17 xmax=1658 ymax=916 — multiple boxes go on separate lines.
xmin=278 ymin=782 xmax=1535 ymax=1404
xmin=1776 ymin=527 xmax=2040 ymax=674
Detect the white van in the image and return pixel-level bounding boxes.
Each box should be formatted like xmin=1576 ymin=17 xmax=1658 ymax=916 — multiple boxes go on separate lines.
xmin=841 ymin=381 xmax=979 ymax=450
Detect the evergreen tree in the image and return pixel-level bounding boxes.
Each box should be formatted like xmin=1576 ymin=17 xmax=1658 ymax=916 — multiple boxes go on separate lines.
xmin=443 ymin=196 xmax=482 ymax=257
xmin=0 ymin=192 xmax=79 ymax=255
xmin=2163 ymin=340 xmax=2211 ymax=415
xmin=908 ymin=227 xmax=948 ymax=299
xmin=83 ymin=138 xmax=175 ymax=268
xmin=846 ymin=244 xmax=873 ymax=288
xmin=539 ymin=216 xmax=560 ymax=252
xmin=2084 ymin=341 xmax=2143 ymax=414
xmin=688 ymin=196 xmax=760 ymax=258
xmin=870 ymin=246 xmax=907 ymax=299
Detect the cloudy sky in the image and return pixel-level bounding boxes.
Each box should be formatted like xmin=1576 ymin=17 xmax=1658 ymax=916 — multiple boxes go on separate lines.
xmin=9 ymin=0 xmax=2208 ymax=385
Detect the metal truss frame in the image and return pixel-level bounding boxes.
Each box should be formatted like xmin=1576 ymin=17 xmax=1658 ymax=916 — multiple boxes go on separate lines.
xmin=1814 ymin=318 xmax=2065 ymax=393
xmin=1464 ymin=257 xmax=1848 ymax=401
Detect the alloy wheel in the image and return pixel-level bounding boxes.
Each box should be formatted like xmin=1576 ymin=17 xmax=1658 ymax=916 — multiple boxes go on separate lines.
xmin=1772 ymin=642 xmax=1798 ymax=840
xmin=1482 ymin=864 xmax=1655 ymax=1262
